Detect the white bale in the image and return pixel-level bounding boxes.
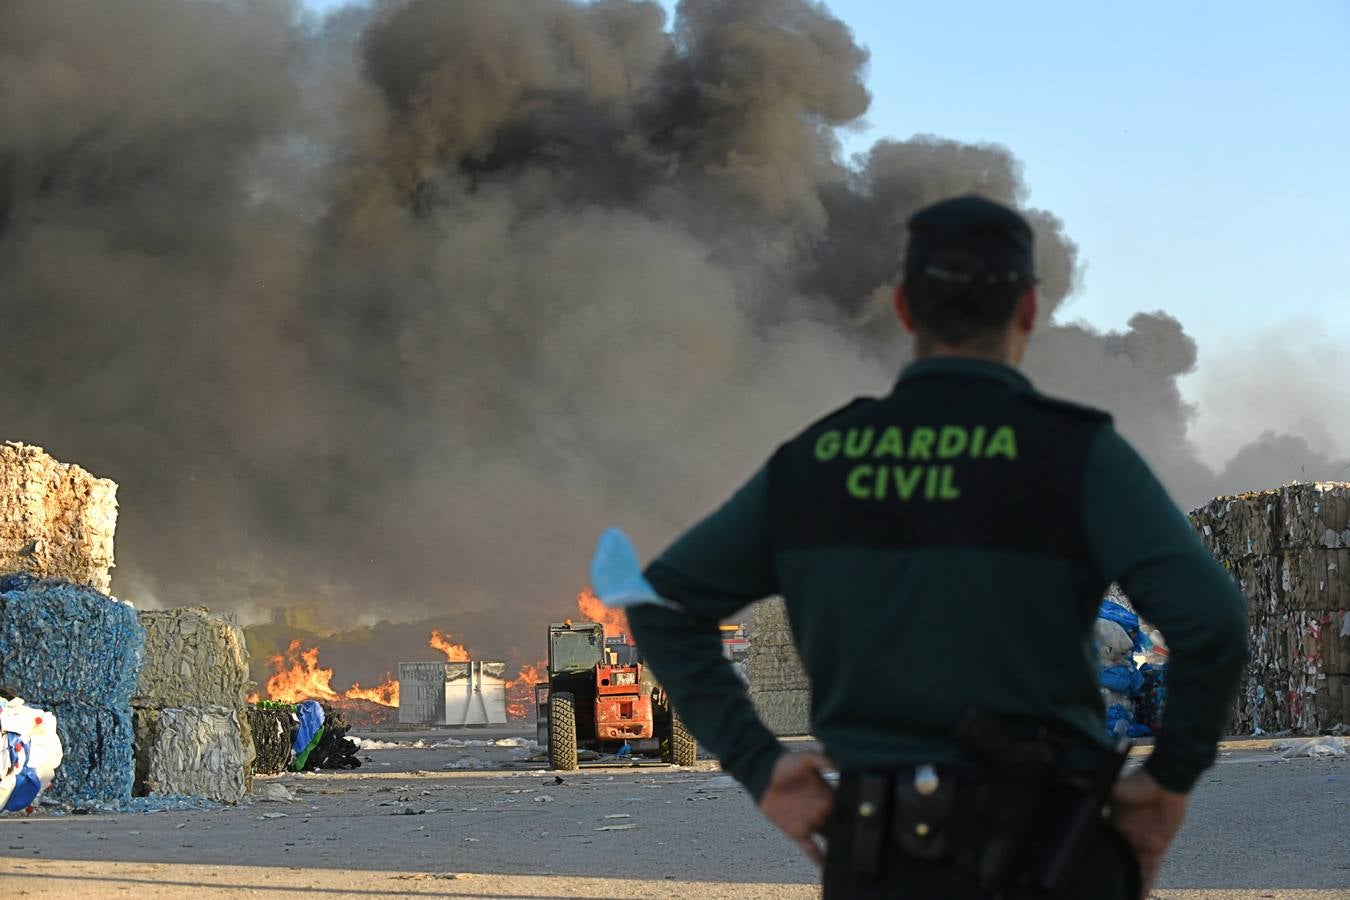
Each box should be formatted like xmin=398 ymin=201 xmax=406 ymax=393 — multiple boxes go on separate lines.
xmin=139 ymin=706 xmax=250 ymax=803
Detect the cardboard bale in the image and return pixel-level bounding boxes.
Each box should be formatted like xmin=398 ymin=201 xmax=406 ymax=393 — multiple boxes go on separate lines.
xmin=44 ymin=701 xmax=134 ymax=805
xmin=135 ymin=706 xmax=250 ymax=803
xmin=0 ymin=579 xmax=144 ymax=706
xmin=1193 ymin=483 xmax=1350 ymax=734
xmin=134 ymin=608 xmax=251 ymax=710
xmin=748 ymin=598 xmax=811 ymax=736
xmin=0 ymin=442 xmax=116 ymax=593
xmin=1316 ymin=673 xmax=1349 ymax=730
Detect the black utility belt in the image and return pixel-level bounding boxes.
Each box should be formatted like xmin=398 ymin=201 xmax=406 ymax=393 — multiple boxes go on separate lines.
xmin=837 ymin=764 xmax=1108 ymax=893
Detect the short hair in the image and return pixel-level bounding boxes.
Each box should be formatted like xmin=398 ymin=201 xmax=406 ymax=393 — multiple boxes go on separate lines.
xmin=904 ymin=250 xmax=1029 ymax=348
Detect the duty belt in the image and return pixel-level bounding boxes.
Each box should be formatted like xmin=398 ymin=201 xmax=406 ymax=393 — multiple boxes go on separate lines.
xmin=837 ymin=711 xmax=1131 ymax=893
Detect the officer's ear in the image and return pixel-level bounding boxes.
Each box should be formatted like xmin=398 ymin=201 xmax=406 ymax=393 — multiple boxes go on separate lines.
xmin=1015 ymin=285 xmax=1037 ymax=334
xmin=894 ymin=284 xmax=917 ymax=334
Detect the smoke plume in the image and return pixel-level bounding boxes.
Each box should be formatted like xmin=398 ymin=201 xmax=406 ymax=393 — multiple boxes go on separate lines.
xmin=1 ymin=0 xmax=1341 ymax=681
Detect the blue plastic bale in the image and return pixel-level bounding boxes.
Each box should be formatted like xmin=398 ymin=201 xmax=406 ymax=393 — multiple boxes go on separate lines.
xmin=43 ymin=702 xmax=135 ymax=805
xmin=0 ymin=577 xmax=145 ymax=706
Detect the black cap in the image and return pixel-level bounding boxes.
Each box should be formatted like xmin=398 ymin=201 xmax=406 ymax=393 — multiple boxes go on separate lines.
xmin=903 ymin=195 xmax=1035 ymax=286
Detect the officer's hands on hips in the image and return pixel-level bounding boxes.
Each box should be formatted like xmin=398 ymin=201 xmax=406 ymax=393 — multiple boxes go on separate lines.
xmin=758 ymin=751 xmax=835 ymax=868
xmin=1111 ymin=767 xmax=1190 ymax=900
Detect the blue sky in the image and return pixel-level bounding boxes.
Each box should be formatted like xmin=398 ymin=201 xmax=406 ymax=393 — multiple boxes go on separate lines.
xmin=826 ymin=1 xmax=1350 ymax=345
xmin=305 ymin=0 xmax=1350 ymax=458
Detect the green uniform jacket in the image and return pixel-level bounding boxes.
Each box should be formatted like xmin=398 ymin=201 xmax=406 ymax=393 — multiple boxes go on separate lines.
xmin=628 ymin=358 xmax=1247 ymax=801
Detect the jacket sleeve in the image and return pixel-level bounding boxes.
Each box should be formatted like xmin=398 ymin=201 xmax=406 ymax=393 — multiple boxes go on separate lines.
xmin=1081 ymin=427 xmax=1248 ymax=792
xmin=625 ymin=465 xmax=785 ymax=801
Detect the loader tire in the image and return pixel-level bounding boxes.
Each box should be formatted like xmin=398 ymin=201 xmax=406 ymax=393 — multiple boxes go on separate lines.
xmin=548 ymin=691 xmax=579 ymax=772
xmin=664 ymin=706 xmax=697 ymax=767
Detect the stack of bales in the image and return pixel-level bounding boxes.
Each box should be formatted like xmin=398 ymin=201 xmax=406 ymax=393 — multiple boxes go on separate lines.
xmin=133 ymin=608 xmax=255 ymax=802
xmin=748 ymin=598 xmax=811 ymax=736
xmin=0 ymin=576 xmax=143 ymax=805
xmin=0 ymin=443 xmax=117 ymax=592
xmin=1191 ymin=483 xmax=1350 ymax=733
xmin=0 ymin=441 xmax=133 ymax=805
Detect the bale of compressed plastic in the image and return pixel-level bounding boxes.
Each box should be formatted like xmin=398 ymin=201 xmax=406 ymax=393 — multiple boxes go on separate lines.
xmin=134 ymin=706 xmax=250 ymax=803
xmin=246 ymin=703 xmax=296 ymax=775
xmin=0 ymin=578 xmax=144 ymax=706
xmin=0 ymin=442 xmax=117 ymax=593
xmin=133 ymin=608 xmax=251 ymax=710
xmin=43 ymin=702 xmax=133 ymax=805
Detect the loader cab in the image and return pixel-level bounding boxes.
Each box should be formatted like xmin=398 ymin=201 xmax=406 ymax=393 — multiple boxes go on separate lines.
xmin=548 ymin=621 xmax=605 ymax=675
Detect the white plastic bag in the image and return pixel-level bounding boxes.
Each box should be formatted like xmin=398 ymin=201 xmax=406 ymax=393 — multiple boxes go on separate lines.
xmin=0 ymin=698 xmax=63 ymax=811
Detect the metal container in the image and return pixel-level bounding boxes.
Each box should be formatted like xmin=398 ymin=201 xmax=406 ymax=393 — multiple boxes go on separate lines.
xmin=397 ymin=660 xmax=508 ymax=726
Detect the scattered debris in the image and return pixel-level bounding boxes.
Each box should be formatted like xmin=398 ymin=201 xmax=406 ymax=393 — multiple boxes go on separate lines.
xmin=257 ymin=812 xmax=288 ymax=820
xmin=355 ymin=739 xmax=426 ymax=751
xmin=252 ymin=783 xmax=295 ymax=803
xmin=533 ymin=795 xmax=553 ymax=803
xmin=1278 ymin=737 xmax=1347 ymax=759
xmin=444 ymin=757 xmax=489 ymax=770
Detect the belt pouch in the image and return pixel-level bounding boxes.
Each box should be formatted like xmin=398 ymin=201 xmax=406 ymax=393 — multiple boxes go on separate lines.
xmin=850 ymin=773 xmax=891 ymax=879
xmin=892 ymin=772 xmax=955 ymax=860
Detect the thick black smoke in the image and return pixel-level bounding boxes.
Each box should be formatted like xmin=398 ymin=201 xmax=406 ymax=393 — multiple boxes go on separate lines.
xmin=1 ymin=0 xmax=1341 ymax=678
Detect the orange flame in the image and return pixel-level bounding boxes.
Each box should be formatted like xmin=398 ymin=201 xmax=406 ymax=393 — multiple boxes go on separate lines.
xmin=429 ymin=629 xmax=471 ymax=661
xmin=261 ymin=640 xmax=400 ymax=707
xmin=265 ymin=640 xmax=339 ymax=702
xmin=344 ymin=676 xmax=400 ymax=707
xmin=577 ymin=588 xmax=628 ymax=638
xmin=504 ymin=661 xmax=545 ymax=720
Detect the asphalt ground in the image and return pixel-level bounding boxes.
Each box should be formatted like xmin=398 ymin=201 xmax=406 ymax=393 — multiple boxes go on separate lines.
xmin=0 ymin=732 xmax=1343 ymax=898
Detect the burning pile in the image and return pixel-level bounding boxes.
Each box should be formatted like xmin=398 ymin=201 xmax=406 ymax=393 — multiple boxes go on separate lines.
xmin=252 ymin=590 xmax=615 ymax=727
xmin=254 ymin=641 xmax=400 ymax=731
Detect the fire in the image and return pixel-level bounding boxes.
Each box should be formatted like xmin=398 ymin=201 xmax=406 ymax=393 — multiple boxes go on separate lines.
xmin=504 ymin=661 xmax=545 ymax=720
xmin=429 ymin=629 xmax=471 ymax=661
xmin=264 ymin=640 xmax=339 ymax=702
xmin=344 ymin=676 xmax=400 ymax=707
xmin=577 ymin=587 xmax=628 ymax=638
xmin=261 ymin=640 xmax=400 ymax=707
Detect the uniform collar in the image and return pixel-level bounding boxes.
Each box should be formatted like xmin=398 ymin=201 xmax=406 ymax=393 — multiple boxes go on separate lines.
xmin=896 ymin=357 xmax=1032 ymax=392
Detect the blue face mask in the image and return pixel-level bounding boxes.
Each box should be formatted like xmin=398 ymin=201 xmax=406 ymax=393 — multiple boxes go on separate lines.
xmin=588 ymin=528 xmax=673 ymax=610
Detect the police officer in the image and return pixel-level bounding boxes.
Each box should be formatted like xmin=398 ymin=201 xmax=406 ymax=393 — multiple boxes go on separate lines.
xmin=624 ymin=195 xmax=1248 ymax=899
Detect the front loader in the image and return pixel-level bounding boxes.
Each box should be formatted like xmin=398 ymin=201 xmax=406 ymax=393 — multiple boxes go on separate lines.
xmin=541 ymin=621 xmax=696 ymax=771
